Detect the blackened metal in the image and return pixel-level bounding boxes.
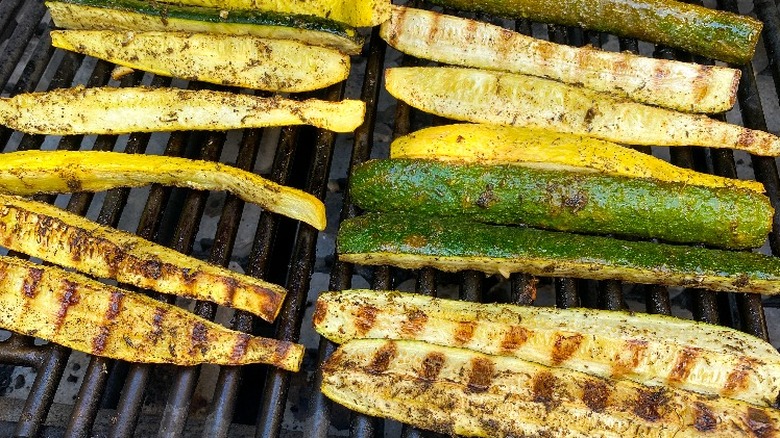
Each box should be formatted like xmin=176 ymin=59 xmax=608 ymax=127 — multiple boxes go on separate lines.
xmin=598 ymin=280 xmax=626 ymax=311
xmin=460 ymin=271 xmax=482 ymax=302
xmin=645 ymin=285 xmax=672 ymax=315
xmin=752 ymin=0 xmax=780 ymax=98
xmin=0 ymin=0 xmax=23 ymax=38
xmin=0 ymin=0 xmax=45 ymax=90
xmin=510 ymin=274 xmax=537 ymax=305
xmin=555 ymin=278 xmax=580 ymax=309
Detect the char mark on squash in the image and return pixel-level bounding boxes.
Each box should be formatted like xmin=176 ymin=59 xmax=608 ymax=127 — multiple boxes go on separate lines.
xmin=693 ymin=402 xmax=717 ymax=432
xmin=354 ymin=304 xmax=379 ymax=336
xmin=581 ymin=379 xmax=610 ymax=412
xmin=467 ymin=357 xmax=494 ymax=393
xmin=230 ymin=333 xmax=251 ymax=363
xmin=551 ymin=333 xmax=583 ymax=365
xmin=454 ymin=321 xmax=476 ymax=345
xmin=633 ymin=388 xmax=668 ymax=422
xmin=500 ymin=325 xmax=530 ymax=352
xmin=417 ymin=351 xmax=446 ymax=383
xmin=53 ymin=279 xmax=80 ymax=332
xmin=21 ymin=267 xmax=44 ymax=299
xmin=668 ymin=347 xmax=700 ymax=383
xmin=401 ymin=308 xmax=428 ymax=336
xmin=366 ymin=342 xmax=397 ymax=375
xmin=532 ymin=371 xmax=561 ymax=410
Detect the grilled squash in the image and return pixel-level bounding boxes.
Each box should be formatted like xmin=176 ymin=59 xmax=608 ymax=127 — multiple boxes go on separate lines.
xmin=384 ymin=67 xmax=780 ymax=156
xmin=322 ymin=339 xmax=780 ymax=437
xmin=390 ymin=124 xmax=764 ymax=192
xmin=338 ymin=213 xmax=780 ymax=294
xmin=0 ymin=194 xmax=286 ymax=322
xmin=46 ymin=0 xmax=364 ymax=55
xmin=0 ymin=86 xmax=366 ymax=135
xmin=315 ymin=290 xmax=780 ymax=406
xmin=50 ymin=30 xmax=350 ymax=93
xmin=0 ymin=150 xmax=326 ymax=231
xmin=0 ymin=255 xmax=303 ymax=370
xmin=380 ymin=6 xmax=740 ymax=113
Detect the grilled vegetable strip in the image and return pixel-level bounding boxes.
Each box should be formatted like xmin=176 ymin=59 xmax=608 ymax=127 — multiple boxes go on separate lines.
xmin=380 ymin=6 xmax=740 ymax=113
xmin=0 ymin=86 xmax=366 ymax=135
xmin=0 ymin=195 xmax=286 ymax=322
xmin=385 ymin=67 xmax=780 ymax=156
xmin=46 ymin=0 xmax=364 ymax=55
xmin=338 ymin=213 xmax=780 ymax=294
xmin=0 ymin=256 xmax=303 ymax=369
xmin=350 ymin=159 xmax=773 ymax=249
xmin=390 ymin=124 xmax=764 ymax=192
xmin=153 ymin=0 xmax=392 ymax=27
xmin=322 ymin=339 xmax=780 ymax=437
xmin=0 ymin=150 xmax=326 ymax=231
xmin=50 ymin=30 xmax=350 ymax=93
xmin=315 ymin=290 xmax=780 ymax=406
xmin=424 ymin=0 xmax=762 ymax=64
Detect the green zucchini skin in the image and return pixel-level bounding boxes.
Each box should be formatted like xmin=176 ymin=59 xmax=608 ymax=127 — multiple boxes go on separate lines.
xmin=425 ymin=0 xmax=762 ymax=64
xmin=338 ymin=213 xmax=780 ymax=294
xmin=349 ymin=159 xmax=772 ymax=250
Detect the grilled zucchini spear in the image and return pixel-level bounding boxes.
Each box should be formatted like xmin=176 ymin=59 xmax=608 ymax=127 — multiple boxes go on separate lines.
xmin=390 ymin=124 xmax=764 ymax=192
xmin=50 ymin=30 xmax=350 ymax=93
xmin=0 ymin=255 xmax=303 ymax=370
xmin=0 ymin=150 xmax=326 ymax=231
xmin=0 ymin=194 xmax=286 ymax=322
xmin=385 ymin=67 xmax=780 ymax=156
xmin=338 ymin=213 xmax=780 ymax=294
xmin=315 ymin=290 xmax=780 ymax=406
xmin=0 ymin=86 xmax=366 ymax=135
xmin=380 ymin=6 xmax=740 ymax=113
xmin=322 ymin=339 xmax=780 ymax=437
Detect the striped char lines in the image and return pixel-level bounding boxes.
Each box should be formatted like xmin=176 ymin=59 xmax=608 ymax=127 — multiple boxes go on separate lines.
xmin=551 ymin=332 xmax=584 ymax=365
xmin=454 ymin=321 xmax=476 ymax=345
xmin=668 ymin=347 xmax=700 ymax=383
xmin=400 ymin=308 xmax=428 ymax=336
xmin=612 ymin=339 xmax=648 ymax=377
xmin=723 ymin=357 xmax=758 ymax=396
xmin=22 ymin=267 xmax=43 ymax=299
xmin=354 ymin=304 xmax=379 ymax=336
xmin=54 ymin=279 xmax=80 ymax=332
xmin=92 ymin=290 xmax=125 ymax=355
xmin=500 ymin=324 xmax=530 ymax=352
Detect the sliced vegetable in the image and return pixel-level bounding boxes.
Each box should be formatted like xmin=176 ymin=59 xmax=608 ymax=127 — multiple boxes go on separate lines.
xmin=380 ymin=6 xmax=740 ymax=113
xmin=154 ymin=0 xmax=392 ymax=28
xmin=384 ymin=67 xmax=780 ymax=157
xmin=350 ymin=159 xmax=772 ymax=249
xmin=46 ymin=0 xmax=364 ymax=55
xmin=50 ymin=30 xmax=350 ymax=93
xmin=0 ymin=194 xmax=286 ymax=322
xmin=390 ymin=124 xmax=764 ymax=192
xmin=0 ymin=150 xmax=326 ymax=230
xmin=0 ymin=86 xmax=366 ymax=135
xmin=0 ymin=255 xmax=303 ymax=369
xmin=424 ymin=0 xmax=762 ymax=64
xmin=322 ymin=339 xmax=780 ymax=437
xmin=338 ymin=213 xmax=780 ymax=294
xmin=315 ymin=290 xmax=780 ymax=406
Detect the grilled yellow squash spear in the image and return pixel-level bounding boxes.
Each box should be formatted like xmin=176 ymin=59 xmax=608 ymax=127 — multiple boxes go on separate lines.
xmin=385 ymin=67 xmax=780 ymax=156
xmin=0 ymin=255 xmax=303 ymax=370
xmin=0 ymin=86 xmax=366 ymax=135
xmin=0 ymin=150 xmax=326 ymax=231
xmin=391 ymin=124 xmax=765 ymax=192
xmin=50 ymin=30 xmax=350 ymax=93
xmin=0 ymin=194 xmax=286 ymax=322
xmin=322 ymin=339 xmax=780 ymax=437
xmin=380 ymin=5 xmax=740 ymax=113
xmin=315 ymin=290 xmax=780 ymax=407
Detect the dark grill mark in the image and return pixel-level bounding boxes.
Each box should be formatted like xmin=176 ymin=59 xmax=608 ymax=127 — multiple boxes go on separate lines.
xmin=221 ymin=276 xmax=238 ymax=307
xmin=230 ymin=333 xmax=251 ymax=363
xmin=66 ymin=228 xmax=89 ymax=263
xmin=190 ymin=322 xmax=209 ymax=354
xmin=532 ymin=371 xmax=560 ymax=410
xmin=418 ymin=352 xmax=445 ymax=382
xmin=500 ymin=325 xmax=530 ymax=352
xmin=724 ymin=358 xmax=755 ymax=395
xmin=551 ymin=333 xmax=583 ymax=365
xmin=401 ymin=309 xmax=428 ymax=336
xmin=426 ymin=13 xmax=439 ymax=43
xmin=581 ymin=380 xmax=610 ymax=412
xmin=139 ymin=258 xmax=163 ymax=280
xmin=54 ymin=280 xmax=80 ymax=331
xmin=22 ymin=267 xmax=44 ymax=298
xmin=612 ymin=339 xmax=648 ymax=376
xmin=355 ymin=304 xmax=379 ymax=336
xmin=106 ymin=290 xmax=124 ymax=321
xmin=312 ymin=300 xmax=327 ymax=328
xmin=467 ymin=357 xmax=494 ymax=393
xmin=149 ymin=307 xmax=166 ymax=343
xmin=633 ymin=388 xmax=668 ymax=422
xmin=746 ymin=407 xmax=775 ymax=438
xmin=693 ymin=402 xmax=717 ymax=432
xmin=366 ymin=342 xmax=397 ymax=375
xmin=668 ymin=347 xmax=700 ymax=383
xmin=274 ymin=339 xmax=293 ymax=362
xmin=454 ymin=321 xmax=476 ymax=345
xmin=92 ymin=327 xmax=110 ymax=355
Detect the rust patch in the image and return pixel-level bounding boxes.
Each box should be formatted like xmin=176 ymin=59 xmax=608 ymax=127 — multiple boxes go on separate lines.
xmin=532 ymin=371 xmax=560 ymax=410
xmin=366 ymin=342 xmax=397 ymax=375
xmin=633 ymin=388 xmax=668 ymax=422
xmin=724 ymin=358 xmax=756 ymax=395
xmin=54 ymin=280 xmax=80 ymax=331
xmin=418 ymin=352 xmax=446 ymax=382
xmin=354 ymin=304 xmax=379 ymax=336
xmin=693 ymin=402 xmax=717 ymax=432
xmin=500 ymin=325 xmax=530 ymax=352
xmin=612 ymin=339 xmax=648 ymax=376
xmin=312 ymin=300 xmax=327 ymax=328
xmin=668 ymin=347 xmax=700 ymax=383
xmin=467 ymin=357 xmax=494 ymax=393
xmin=581 ymin=380 xmax=610 ymax=413
xmin=230 ymin=333 xmax=251 ymax=363
xmin=190 ymin=322 xmax=208 ymax=354
xmin=551 ymin=333 xmax=583 ymax=365
xmin=400 ymin=309 xmax=428 ymax=336
xmin=746 ymin=406 xmax=775 ymax=438
xmin=454 ymin=321 xmax=476 ymax=345
xmin=22 ymin=267 xmax=44 ymax=298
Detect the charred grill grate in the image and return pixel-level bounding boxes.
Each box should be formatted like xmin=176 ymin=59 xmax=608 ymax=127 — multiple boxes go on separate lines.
xmin=1 ymin=0 xmax=780 ymax=437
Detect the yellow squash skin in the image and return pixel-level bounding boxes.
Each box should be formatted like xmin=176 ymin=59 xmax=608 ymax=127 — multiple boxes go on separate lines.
xmin=50 ymin=30 xmax=350 ymax=93
xmin=380 ymin=6 xmax=740 ymax=113
xmin=322 ymin=339 xmax=780 ymax=437
xmin=390 ymin=124 xmax=765 ymax=192
xmin=0 ymin=150 xmax=326 ymax=231
xmin=0 ymin=255 xmax=303 ymax=370
xmin=0 ymin=194 xmax=286 ymax=322
xmin=0 ymin=86 xmax=366 ymax=135
xmin=384 ymin=67 xmax=780 ymax=157
xmin=315 ymin=290 xmax=780 ymax=407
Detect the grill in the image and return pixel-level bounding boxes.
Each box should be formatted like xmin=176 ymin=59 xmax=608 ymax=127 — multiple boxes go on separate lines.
xmin=2 ymin=0 xmax=780 ymax=436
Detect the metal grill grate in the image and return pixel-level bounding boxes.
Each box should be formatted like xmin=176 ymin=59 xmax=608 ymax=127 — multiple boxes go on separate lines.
xmin=1 ymin=0 xmax=780 ymax=436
